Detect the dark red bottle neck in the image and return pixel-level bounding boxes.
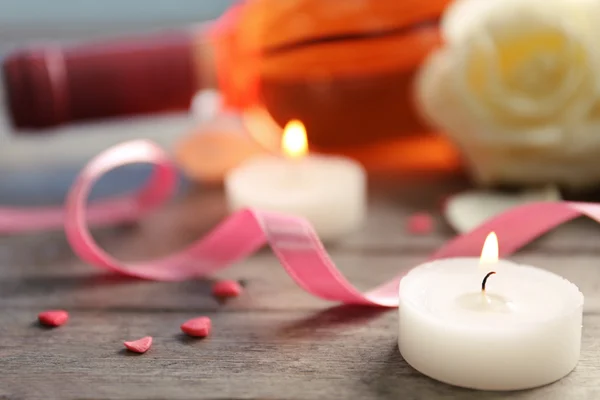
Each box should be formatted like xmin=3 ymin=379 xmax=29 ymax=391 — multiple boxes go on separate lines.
xmin=3 ymin=30 xmax=202 ymax=131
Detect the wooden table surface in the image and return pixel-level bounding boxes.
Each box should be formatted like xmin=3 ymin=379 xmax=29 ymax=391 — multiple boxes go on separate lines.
xmin=1 ymin=170 xmax=600 ymax=399
xmin=2 ymin=5 xmax=600 ymax=398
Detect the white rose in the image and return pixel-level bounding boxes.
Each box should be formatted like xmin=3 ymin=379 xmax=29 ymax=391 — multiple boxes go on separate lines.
xmin=416 ymin=0 xmax=600 ymax=189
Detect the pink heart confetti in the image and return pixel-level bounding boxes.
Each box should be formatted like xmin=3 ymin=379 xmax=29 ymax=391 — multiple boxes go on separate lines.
xmin=38 ymin=310 xmax=69 ymax=327
xmin=407 ymin=212 xmax=434 ymax=235
xmin=181 ymin=317 xmax=212 ymax=338
xmin=212 ymin=280 xmax=243 ymax=298
xmin=124 ymin=336 xmax=152 ymax=353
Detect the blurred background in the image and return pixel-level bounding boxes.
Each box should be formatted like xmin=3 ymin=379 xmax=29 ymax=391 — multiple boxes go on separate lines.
xmin=0 ymin=0 xmax=235 ymax=205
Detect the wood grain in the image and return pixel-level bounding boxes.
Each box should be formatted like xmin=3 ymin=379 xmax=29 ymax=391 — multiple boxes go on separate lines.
xmin=0 ymin=179 xmax=599 ymax=399
xmin=1 ymin=310 xmax=600 ymax=400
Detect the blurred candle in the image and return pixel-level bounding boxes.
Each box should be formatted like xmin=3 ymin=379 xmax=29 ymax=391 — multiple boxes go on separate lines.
xmin=224 ymin=120 xmax=367 ymax=241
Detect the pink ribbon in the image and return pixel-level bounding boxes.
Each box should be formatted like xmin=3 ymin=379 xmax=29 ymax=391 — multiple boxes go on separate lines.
xmin=2 ymin=140 xmax=598 ymax=307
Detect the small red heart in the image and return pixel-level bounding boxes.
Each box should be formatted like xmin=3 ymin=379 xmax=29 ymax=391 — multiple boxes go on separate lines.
xmin=38 ymin=310 xmax=69 ymax=327
xmin=407 ymin=212 xmax=434 ymax=235
xmin=212 ymin=280 xmax=243 ymax=298
xmin=181 ymin=317 xmax=212 ymax=338
xmin=124 ymin=336 xmax=153 ymax=353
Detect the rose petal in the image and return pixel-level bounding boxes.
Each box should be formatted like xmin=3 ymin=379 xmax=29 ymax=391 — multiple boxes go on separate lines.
xmin=444 ymin=186 xmax=561 ymax=233
xmin=444 ymin=0 xmax=600 ymax=45
xmin=38 ymin=310 xmax=69 ymax=327
xmin=124 ymin=336 xmax=153 ymax=354
xmin=415 ymin=50 xmax=463 ymax=130
xmin=181 ymin=317 xmax=212 ymax=338
xmin=441 ymin=0 xmax=505 ymax=44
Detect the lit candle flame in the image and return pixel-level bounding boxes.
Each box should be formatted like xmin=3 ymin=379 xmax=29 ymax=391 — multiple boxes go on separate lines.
xmin=479 ymin=232 xmax=499 ymax=266
xmin=281 ymin=120 xmax=308 ymax=160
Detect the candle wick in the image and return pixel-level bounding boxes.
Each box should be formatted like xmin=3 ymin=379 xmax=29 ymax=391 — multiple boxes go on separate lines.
xmin=481 ymin=271 xmax=496 ymax=292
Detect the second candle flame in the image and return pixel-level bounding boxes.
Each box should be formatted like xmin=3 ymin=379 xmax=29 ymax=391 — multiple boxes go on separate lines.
xmin=480 ymin=232 xmax=499 ymax=266
xmin=281 ymin=120 xmax=308 ymax=160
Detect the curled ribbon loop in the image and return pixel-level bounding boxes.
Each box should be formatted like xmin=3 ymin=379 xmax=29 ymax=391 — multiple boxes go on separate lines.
xmin=0 ymin=142 xmax=177 ymax=234
xmin=61 ymin=140 xmax=599 ymax=307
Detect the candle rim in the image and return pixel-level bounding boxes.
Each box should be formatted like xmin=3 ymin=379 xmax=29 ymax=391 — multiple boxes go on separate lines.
xmin=398 ymin=257 xmax=584 ymax=327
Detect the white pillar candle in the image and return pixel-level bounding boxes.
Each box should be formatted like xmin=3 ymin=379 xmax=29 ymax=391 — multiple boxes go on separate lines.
xmin=398 ymin=233 xmax=584 ymax=391
xmin=224 ymin=120 xmax=367 ymax=242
